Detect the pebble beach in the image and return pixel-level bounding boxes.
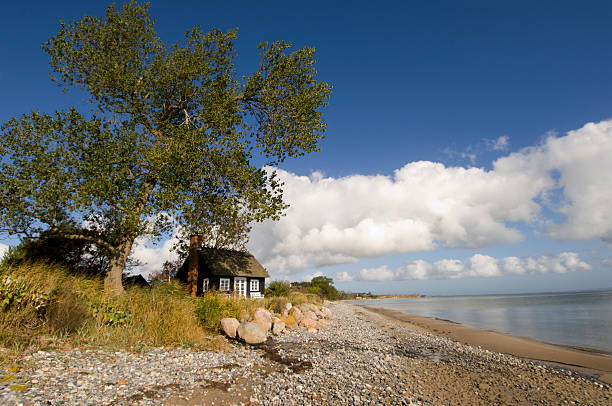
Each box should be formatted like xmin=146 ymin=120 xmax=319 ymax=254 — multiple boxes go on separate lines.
xmin=2 ymin=302 xmax=611 ymax=405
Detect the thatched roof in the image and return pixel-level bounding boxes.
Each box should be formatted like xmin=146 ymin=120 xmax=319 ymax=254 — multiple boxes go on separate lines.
xmin=198 ymin=247 xmax=269 ymax=278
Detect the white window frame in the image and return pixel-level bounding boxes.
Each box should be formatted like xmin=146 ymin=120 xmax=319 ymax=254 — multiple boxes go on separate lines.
xmin=202 ymin=278 xmax=209 ymax=292
xmin=250 ymin=279 xmax=259 ymax=292
xmin=219 ymin=278 xmax=230 ymax=291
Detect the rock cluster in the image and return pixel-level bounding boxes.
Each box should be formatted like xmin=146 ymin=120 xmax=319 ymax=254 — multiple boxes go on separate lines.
xmin=221 ymin=301 xmax=333 ymax=344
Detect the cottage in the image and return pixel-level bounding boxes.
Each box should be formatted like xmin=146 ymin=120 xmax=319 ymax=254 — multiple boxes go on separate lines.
xmin=176 ymin=236 xmax=269 ymax=298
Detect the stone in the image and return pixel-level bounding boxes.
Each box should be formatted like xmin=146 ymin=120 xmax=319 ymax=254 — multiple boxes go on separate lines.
xmin=320 ymin=306 xmax=332 ymax=319
xmin=253 ymin=308 xmax=272 ymax=332
xmin=303 ymin=310 xmax=318 ymax=321
xmin=272 ymin=321 xmax=286 ymax=335
xmin=284 ymin=302 xmax=293 ymax=312
xmin=299 ymin=317 xmax=317 ymax=330
xmin=220 ymin=318 xmax=240 ymax=339
xmin=289 ymin=307 xmax=303 ymax=324
xmin=236 ymin=322 xmax=267 ymax=344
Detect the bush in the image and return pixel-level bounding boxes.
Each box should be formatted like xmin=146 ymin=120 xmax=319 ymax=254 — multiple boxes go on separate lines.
xmin=265 ymin=280 xmax=291 ymax=297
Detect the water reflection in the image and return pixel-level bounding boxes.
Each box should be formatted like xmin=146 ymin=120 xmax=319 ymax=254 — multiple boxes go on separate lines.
xmin=354 ymin=291 xmax=612 ymax=352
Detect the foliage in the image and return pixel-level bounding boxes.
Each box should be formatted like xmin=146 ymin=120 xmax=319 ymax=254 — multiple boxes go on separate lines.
xmin=265 ymin=280 xmax=292 ymax=297
xmin=194 ymin=292 xmax=252 ymax=333
xmin=0 ymin=230 xmax=112 ymax=275
xmin=0 ymin=1 xmax=331 ymax=294
xmin=293 ymin=276 xmax=338 ymax=300
xmin=89 ymin=301 xmax=132 ymax=327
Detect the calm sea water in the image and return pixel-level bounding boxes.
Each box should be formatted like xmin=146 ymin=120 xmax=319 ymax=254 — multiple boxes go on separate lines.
xmin=353 ymin=290 xmax=612 ymax=353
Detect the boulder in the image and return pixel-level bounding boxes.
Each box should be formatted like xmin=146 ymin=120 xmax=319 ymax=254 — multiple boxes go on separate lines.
xmin=237 ymin=322 xmax=267 ymax=344
xmin=299 ymin=317 xmax=317 ymax=330
xmin=289 ymin=307 xmax=303 ymax=324
xmin=220 ymin=317 xmax=240 ymax=338
xmin=303 ymin=310 xmax=318 ymax=321
xmin=253 ymin=308 xmax=272 ymax=332
xmin=320 ymin=306 xmax=332 ymax=319
xmin=272 ymin=320 xmax=286 ymax=335
xmin=284 ymin=302 xmax=292 ymax=312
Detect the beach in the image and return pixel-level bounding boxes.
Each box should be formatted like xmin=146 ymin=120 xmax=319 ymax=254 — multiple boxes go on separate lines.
xmin=2 ymin=302 xmax=611 ymax=405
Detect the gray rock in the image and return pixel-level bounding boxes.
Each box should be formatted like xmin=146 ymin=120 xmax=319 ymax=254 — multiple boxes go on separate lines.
xmin=237 ymin=322 xmax=267 ymax=344
xmin=220 ymin=317 xmax=240 ymax=338
xmin=272 ymin=321 xmax=286 ymax=335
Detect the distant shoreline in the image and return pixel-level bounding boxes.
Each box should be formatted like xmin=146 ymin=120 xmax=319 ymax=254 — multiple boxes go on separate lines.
xmin=357 ymin=304 xmax=612 ymax=385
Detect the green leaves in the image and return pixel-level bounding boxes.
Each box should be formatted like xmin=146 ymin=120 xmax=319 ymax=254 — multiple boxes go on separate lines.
xmin=1 ymin=1 xmax=331 ymax=289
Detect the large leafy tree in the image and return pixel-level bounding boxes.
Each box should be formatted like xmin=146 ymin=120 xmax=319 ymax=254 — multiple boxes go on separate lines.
xmin=0 ymin=2 xmax=331 ymax=294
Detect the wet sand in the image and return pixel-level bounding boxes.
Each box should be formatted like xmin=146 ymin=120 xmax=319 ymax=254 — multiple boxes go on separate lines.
xmin=359 ymin=305 xmax=612 ymax=385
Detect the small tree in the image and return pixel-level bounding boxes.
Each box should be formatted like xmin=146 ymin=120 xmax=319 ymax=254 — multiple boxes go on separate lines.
xmin=0 ymin=2 xmax=331 ymax=294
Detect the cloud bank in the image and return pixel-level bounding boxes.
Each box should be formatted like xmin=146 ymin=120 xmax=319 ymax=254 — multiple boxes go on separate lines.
xmin=248 ymin=118 xmax=612 ymax=275
xmin=336 ymin=252 xmax=592 ymax=282
xmin=0 ymin=243 xmax=8 ymax=260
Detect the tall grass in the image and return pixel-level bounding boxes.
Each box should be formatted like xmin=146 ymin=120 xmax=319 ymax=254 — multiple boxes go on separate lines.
xmin=0 ymin=262 xmax=224 ymax=353
xmin=0 ymin=262 xmax=323 ymax=359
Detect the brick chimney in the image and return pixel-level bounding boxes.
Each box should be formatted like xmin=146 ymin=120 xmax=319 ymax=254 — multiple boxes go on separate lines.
xmin=187 ymin=235 xmax=201 ymax=297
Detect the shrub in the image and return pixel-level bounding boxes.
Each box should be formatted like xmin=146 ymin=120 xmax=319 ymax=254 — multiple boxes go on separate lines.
xmin=265 ymin=280 xmax=291 ymax=297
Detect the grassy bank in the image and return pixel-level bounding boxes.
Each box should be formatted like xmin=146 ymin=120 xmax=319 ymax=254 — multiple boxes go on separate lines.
xmin=0 ymin=262 xmax=321 ymax=362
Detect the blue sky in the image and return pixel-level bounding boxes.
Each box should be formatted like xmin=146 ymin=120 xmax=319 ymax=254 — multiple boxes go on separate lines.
xmin=2 ymin=1 xmax=612 ymax=295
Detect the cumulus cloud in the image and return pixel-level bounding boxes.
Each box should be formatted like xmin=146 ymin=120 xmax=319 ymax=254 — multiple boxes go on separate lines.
xmin=248 ymin=118 xmax=612 ymax=276
xmin=340 ymin=252 xmax=591 ymax=281
xmin=130 ymin=234 xmax=180 ymax=278
xmin=0 ymin=243 xmax=8 ymax=259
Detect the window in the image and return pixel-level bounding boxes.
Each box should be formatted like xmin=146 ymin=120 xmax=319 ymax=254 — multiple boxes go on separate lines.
xmin=202 ymin=278 xmax=209 ymax=292
xmin=219 ymin=278 xmax=230 ymax=291
xmin=250 ymin=279 xmax=259 ymax=292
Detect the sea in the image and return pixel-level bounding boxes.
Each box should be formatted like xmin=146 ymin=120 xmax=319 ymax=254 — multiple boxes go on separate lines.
xmin=353 ymin=290 xmax=612 ymax=354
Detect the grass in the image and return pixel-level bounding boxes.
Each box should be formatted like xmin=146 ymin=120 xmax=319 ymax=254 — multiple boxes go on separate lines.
xmin=0 ymin=261 xmax=323 ymax=364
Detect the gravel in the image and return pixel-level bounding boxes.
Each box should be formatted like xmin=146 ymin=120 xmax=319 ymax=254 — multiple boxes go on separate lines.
xmin=2 ymin=302 xmax=611 ymax=405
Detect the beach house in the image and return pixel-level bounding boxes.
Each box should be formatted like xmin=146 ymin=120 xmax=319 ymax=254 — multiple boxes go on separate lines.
xmin=176 ymin=236 xmax=269 ymax=298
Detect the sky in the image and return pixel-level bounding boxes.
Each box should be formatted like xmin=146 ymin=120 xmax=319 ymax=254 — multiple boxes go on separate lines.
xmin=1 ymin=0 xmax=612 ymax=295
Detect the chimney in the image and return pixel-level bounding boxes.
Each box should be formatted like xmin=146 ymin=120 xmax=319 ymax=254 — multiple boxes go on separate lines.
xmin=187 ymin=235 xmax=201 ymax=297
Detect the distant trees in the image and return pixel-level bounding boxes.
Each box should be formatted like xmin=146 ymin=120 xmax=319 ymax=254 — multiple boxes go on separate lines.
xmin=0 ymin=1 xmax=331 ymax=294
xmin=292 ymin=276 xmax=339 ymax=300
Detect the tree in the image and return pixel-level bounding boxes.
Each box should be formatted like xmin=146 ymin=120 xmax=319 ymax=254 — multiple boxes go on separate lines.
xmin=0 ymin=2 xmax=331 ymax=295
xmin=309 ymin=276 xmax=338 ymax=300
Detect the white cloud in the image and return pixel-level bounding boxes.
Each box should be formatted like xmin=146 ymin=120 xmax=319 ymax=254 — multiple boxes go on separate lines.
xmin=351 ymin=252 xmax=591 ymax=281
xmin=249 ymin=118 xmax=612 ymax=276
xmin=300 ymin=271 xmax=323 ymax=282
xmin=130 ymin=234 xmax=180 ymax=278
xmin=249 ymin=161 xmax=543 ymax=275
xmin=487 ymin=135 xmax=509 ymax=151
xmin=0 ymin=243 xmax=9 ymax=260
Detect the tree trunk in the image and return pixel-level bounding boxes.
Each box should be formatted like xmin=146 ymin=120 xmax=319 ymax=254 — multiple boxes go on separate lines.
xmin=104 ymin=176 xmax=157 ymax=295
xmin=104 ymin=236 xmax=135 ymax=295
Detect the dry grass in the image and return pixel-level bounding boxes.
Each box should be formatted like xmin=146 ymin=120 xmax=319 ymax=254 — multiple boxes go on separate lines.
xmin=0 ymin=262 xmax=225 ymax=353
xmin=0 ymin=262 xmax=323 ymax=358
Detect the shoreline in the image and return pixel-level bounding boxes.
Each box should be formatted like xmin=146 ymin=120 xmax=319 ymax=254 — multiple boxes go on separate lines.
xmin=3 ymin=301 xmax=612 ymax=405
xmin=357 ymin=304 xmax=612 ymax=385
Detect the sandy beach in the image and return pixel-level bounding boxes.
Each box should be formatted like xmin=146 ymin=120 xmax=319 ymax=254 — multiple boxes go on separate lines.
xmin=359 ymin=305 xmax=612 ymax=385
